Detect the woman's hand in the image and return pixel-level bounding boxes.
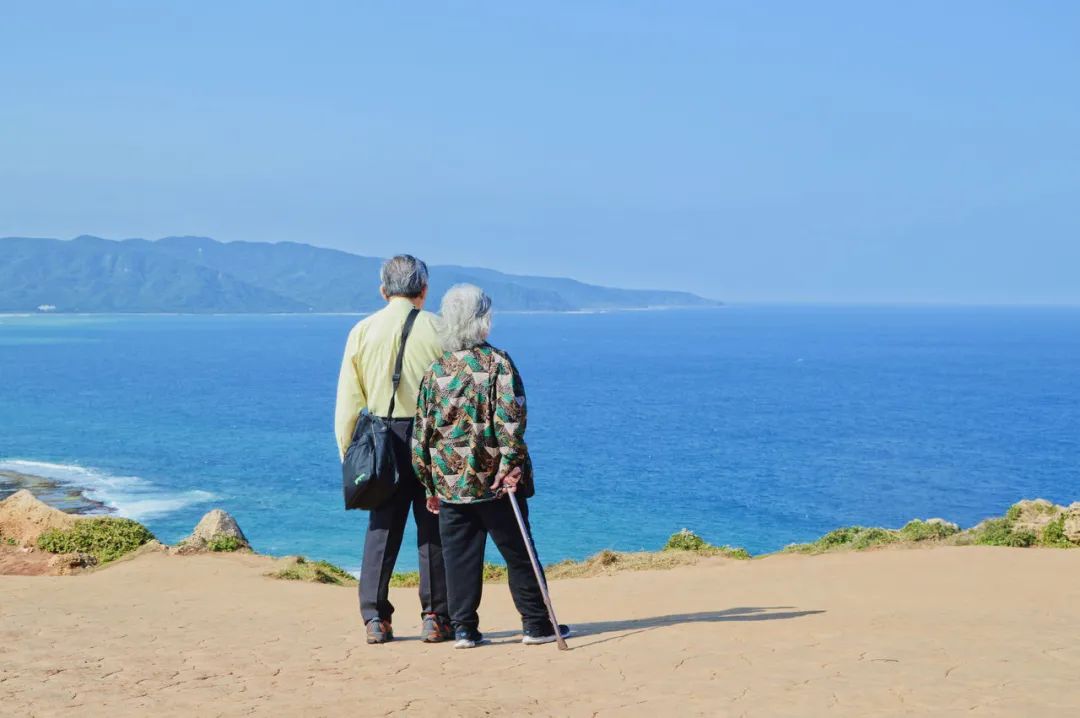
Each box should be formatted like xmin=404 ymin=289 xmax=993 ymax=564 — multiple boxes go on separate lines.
xmin=491 ymin=466 xmax=522 ymax=496
xmin=425 ymin=496 xmax=440 ymax=515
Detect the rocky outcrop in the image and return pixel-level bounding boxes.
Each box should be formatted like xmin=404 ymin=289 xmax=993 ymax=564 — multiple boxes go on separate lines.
xmin=1063 ymin=503 xmax=1080 ymax=544
xmin=0 ymin=489 xmax=79 ymax=546
xmin=924 ymin=518 xmax=960 ymax=533
xmin=47 ymin=552 xmax=98 ymax=575
xmin=0 ymin=470 xmax=111 ymax=514
xmin=1008 ymin=499 xmax=1063 ymax=536
xmin=176 ymin=509 xmax=250 ymax=554
xmin=956 ymin=499 xmax=1080 ymax=548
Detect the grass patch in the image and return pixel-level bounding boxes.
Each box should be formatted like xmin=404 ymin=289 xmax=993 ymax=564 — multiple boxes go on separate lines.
xmin=273 ymin=556 xmax=356 ymax=586
xmin=36 ymin=517 xmax=154 ymax=564
xmin=389 ymin=570 xmax=420 ymax=587
xmin=546 ymin=547 xmax=729 ymax=578
xmin=900 ymin=519 xmax=959 ymax=542
xmin=483 ymin=562 xmax=508 ymax=581
xmin=970 ymin=518 xmax=1037 ymax=547
xmin=663 ymin=529 xmax=751 ymax=559
xmin=391 ymin=562 xmax=508 ymax=588
xmin=206 ymin=534 xmax=244 ymax=552
xmin=786 ymin=526 xmax=899 ymax=554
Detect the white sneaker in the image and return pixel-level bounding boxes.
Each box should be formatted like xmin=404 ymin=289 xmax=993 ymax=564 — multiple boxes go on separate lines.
xmin=522 ymin=624 xmax=572 ymax=645
xmin=454 ymin=629 xmax=489 ymax=649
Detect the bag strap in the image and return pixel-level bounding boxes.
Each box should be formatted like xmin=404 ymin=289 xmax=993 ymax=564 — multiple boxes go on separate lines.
xmin=386 ymin=307 xmax=421 ymax=418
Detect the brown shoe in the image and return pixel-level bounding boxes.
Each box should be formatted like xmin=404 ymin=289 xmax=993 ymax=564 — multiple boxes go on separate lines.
xmin=421 ymin=613 xmax=453 ymax=643
xmin=366 ymin=619 xmax=393 ymax=644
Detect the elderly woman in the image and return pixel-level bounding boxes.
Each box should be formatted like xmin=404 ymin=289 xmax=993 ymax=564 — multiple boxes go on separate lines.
xmin=412 ymin=284 xmax=570 ymax=649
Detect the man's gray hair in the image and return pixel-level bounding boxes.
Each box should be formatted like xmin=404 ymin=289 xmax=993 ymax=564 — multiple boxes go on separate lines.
xmin=439 ymin=284 xmax=493 ymax=352
xmin=380 ymin=254 xmax=429 ymax=299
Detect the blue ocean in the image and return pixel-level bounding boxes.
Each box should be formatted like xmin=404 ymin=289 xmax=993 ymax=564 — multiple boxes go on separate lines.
xmin=1 ymin=307 xmax=1078 ymax=571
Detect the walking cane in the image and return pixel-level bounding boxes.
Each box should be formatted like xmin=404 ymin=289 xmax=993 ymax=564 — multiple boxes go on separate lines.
xmin=507 ymin=490 xmax=569 ymax=650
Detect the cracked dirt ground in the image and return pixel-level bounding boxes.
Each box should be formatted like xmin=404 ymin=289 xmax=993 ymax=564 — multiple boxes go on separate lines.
xmin=2 ymin=546 xmax=1079 ymax=716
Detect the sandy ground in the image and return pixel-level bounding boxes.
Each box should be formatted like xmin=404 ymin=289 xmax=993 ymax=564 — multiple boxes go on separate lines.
xmin=2 ymin=546 xmax=1079 ymax=717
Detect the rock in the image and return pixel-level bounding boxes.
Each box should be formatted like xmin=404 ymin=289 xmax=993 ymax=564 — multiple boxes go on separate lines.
xmin=925 ymin=518 xmax=960 ymax=532
xmin=1063 ymin=503 xmax=1080 ymax=545
xmin=0 ymin=489 xmax=79 ymax=546
xmin=0 ymin=469 xmax=111 ymax=514
xmin=128 ymin=539 xmax=170 ymax=558
xmin=46 ymin=552 xmax=98 ymax=575
xmin=1008 ymin=499 xmax=1063 ymax=537
xmin=176 ymin=509 xmax=250 ymax=553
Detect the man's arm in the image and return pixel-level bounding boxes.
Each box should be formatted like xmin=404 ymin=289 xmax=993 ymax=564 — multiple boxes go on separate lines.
xmin=334 ymin=328 xmax=367 ymax=460
xmin=411 ymin=372 xmax=438 ymax=498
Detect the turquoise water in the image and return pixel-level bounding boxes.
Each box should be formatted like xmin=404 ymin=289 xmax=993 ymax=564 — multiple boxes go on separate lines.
xmin=1 ymin=307 xmax=1078 ymax=571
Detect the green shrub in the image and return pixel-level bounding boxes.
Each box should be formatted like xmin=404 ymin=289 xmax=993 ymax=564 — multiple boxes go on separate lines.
xmin=900 ymin=519 xmax=959 ymax=542
xmin=851 ymin=527 xmax=899 ymax=550
xmin=664 ymin=529 xmax=710 ymax=552
xmin=719 ymin=546 xmax=752 ymax=560
xmin=206 ymin=534 xmax=244 ymax=552
xmin=36 ymin=517 xmax=154 ymax=563
xmin=972 ymin=518 xmax=1037 ymax=547
xmin=785 ymin=526 xmax=898 ymax=554
xmin=1012 ymin=530 xmax=1038 ymax=547
xmin=1041 ymin=515 xmax=1071 ymax=548
xmin=662 ymin=529 xmax=750 ymax=559
xmin=817 ymin=527 xmax=860 ymax=549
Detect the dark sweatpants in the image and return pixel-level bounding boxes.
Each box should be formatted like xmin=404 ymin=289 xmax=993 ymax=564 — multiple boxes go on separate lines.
xmin=438 ymin=496 xmax=553 ymax=636
xmin=359 ymin=418 xmax=449 ymax=623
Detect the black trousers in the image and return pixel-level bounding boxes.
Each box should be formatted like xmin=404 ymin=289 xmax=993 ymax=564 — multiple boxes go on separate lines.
xmin=438 ymin=496 xmax=553 ymax=635
xmin=359 ymin=419 xmax=448 ymax=623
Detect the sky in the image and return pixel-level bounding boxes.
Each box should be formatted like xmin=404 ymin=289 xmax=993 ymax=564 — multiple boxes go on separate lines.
xmin=1 ymin=1 xmax=1078 ymax=303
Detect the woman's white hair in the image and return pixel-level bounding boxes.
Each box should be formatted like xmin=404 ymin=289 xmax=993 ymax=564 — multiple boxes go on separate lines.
xmin=439 ymin=284 xmax=493 ymax=351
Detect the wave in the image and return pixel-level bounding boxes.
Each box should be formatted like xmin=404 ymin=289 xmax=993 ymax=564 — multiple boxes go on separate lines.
xmin=0 ymin=459 xmax=215 ymax=521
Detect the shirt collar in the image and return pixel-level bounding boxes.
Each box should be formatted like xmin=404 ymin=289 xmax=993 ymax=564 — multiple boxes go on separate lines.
xmin=388 ymin=296 xmax=417 ymax=312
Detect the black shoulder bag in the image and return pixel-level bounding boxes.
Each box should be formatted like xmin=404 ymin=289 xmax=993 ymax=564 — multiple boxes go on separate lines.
xmin=342 ymin=308 xmax=420 ymax=510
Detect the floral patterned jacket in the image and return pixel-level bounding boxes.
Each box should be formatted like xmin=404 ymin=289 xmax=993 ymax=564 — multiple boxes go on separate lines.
xmin=411 ymin=343 xmax=534 ymax=503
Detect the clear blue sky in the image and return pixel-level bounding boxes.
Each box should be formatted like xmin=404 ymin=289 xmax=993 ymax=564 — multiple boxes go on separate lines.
xmin=2 ymin=2 xmax=1077 ymax=303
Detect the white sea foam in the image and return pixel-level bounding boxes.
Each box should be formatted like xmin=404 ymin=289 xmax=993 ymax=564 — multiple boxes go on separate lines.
xmin=0 ymin=459 xmax=214 ymax=521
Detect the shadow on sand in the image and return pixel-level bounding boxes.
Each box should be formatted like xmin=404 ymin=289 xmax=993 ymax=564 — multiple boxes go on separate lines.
xmin=486 ymin=606 xmax=826 ymax=649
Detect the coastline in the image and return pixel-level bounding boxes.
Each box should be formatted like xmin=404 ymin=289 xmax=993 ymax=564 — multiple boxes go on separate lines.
xmin=0 ymin=304 xmax=722 ymax=318
xmin=4 ymin=469 xmax=1078 ymax=581
xmin=4 ymin=467 xmax=1079 ymax=573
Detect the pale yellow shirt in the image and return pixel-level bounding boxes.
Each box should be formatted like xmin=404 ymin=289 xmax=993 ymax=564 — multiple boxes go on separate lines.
xmin=334 ymin=297 xmax=444 ymax=458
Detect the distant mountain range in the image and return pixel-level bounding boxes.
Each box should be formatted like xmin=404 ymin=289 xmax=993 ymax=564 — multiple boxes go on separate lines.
xmin=0 ymin=235 xmax=719 ymax=313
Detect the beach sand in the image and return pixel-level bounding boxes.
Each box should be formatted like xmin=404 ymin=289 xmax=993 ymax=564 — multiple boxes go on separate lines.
xmin=2 ymin=546 xmax=1078 ymax=717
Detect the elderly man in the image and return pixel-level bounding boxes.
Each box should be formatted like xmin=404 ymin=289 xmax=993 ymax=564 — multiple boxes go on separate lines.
xmin=335 ymin=255 xmax=451 ymax=644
